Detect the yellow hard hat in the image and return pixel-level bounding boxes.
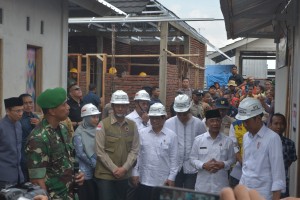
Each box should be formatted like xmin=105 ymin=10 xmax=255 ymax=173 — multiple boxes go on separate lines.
xmin=139 ymin=72 xmax=147 ymax=77
xmin=109 ymin=67 xmax=117 ymax=74
xmin=69 ymin=68 xmax=78 ymax=73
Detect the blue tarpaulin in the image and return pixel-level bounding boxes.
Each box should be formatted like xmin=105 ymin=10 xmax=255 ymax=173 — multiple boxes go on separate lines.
xmin=205 ymin=65 xmax=234 ymax=88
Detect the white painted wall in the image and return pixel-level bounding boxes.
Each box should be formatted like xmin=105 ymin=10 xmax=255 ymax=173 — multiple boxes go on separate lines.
xmin=242 ymin=59 xmax=268 ymax=79
xmin=238 ymin=38 xmax=276 ymax=51
xmin=287 ymin=1 xmax=300 ymax=195
xmin=0 ymin=0 xmax=68 ymax=116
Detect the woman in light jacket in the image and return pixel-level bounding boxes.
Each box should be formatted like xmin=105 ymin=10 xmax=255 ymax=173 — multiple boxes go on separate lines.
xmin=73 ymin=103 xmax=101 ymax=200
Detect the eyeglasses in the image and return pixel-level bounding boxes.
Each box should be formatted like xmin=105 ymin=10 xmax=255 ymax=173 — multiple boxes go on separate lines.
xmin=73 ymin=88 xmax=81 ymax=91
xmin=11 ymin=109 xmax=24 ymax=113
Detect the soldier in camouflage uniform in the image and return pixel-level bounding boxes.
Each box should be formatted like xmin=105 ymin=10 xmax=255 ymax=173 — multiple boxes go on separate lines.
xmin=25 ymin=87 xmax=84 ymax=200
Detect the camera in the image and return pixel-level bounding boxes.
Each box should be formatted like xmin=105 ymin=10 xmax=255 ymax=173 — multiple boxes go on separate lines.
xmin=0 ymin=182 xmax=47 ymax=200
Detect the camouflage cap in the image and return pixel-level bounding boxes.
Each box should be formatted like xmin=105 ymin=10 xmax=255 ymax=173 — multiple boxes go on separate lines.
xmin=37 ymin=87 xmax=67 ymax=109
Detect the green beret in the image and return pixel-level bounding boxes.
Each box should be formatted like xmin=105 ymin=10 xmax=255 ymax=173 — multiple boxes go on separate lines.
xmin=37 ymin=87 xmax=67 ymax=109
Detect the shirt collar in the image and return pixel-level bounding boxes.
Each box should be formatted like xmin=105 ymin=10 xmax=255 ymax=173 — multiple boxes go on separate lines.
xmin=110 ymin=114 xmax=128 ymax=126
xmin=149 ymin=126 xmax=167 ymax=135
xmin=132 ymin=110 xmax=141 ymax=119
xmin=204 ymin=131 xmax=222 ymax=140
xmin=248 ymin=124 xmax=266 ymax=138
xmin=4 ymin=115 xmax=15 ymax=124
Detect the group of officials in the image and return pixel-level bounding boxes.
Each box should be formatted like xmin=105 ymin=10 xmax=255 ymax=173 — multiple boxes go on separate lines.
xmin=0 ymin=84 xmax=296 ymax=200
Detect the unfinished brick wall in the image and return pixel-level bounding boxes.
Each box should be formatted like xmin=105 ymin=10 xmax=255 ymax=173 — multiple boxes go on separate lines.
xmin=189 ymin=37 xmax=206 ymax=89
xmin=78 ymin=72 xmax=87 ymax=95
xmin=104 ymin=75 xmax=159 ymax=112
xmin=166 ymin=64 xmax=179 ymax=114
xmin=103 ymin=63 xmax=180 ymax=116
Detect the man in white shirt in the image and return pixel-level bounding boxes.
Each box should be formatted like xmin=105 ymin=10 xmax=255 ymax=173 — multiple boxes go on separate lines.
xmin=235 ymin=97 xmax=286 ymax=200
xmin=164 ymin=94 xmax=207 ymax=189
xmin=131 ymin=103 xmax=178 ymax=200
xmin=126 ymin=90 xmax=150 ymax=200
xmin=190 ymin=109 xmax=235 ymax=194
xmin=126 ymin=90 xmax=150 ymax=130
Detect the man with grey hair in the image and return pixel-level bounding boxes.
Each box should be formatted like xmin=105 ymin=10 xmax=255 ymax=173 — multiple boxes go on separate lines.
xmin=164 ymin=94 xmax=206 ymax=189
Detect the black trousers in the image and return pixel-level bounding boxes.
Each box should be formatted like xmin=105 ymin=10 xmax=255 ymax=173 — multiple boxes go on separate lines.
xmin=95 ymin=178 xmax=128 ymax=200
xmin=175 ymin=168 xmax=197 ymax=189
xmin=126 ymin=180 xmax=138 ymax=200
xmin=78 ymin=179 xmax=98 ymax=200
xmin=137 ymin=184 xmax=159 ymax=200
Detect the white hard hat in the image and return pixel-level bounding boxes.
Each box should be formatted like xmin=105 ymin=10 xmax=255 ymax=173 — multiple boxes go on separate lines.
xmin=110 ymin=90 xmax=129 ymax=104
xmin=173 ymin=94 xmax=191 ymax=112
xmin=134 ymin=90 xmax=150 ymax=101
xmin=235 ymin=97 xmax=264 ymax=120
xmin=148 ymin=103 xmax=167 ymax=116
xmin=81 ymin=103 xmax=101 ymax=117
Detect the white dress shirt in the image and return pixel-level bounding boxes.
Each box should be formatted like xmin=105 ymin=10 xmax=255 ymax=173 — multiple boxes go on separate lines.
xmin=190 ymin=132 xmax=235 ymax=194
xmin=164 ymin=116 xmax=207 ymax=173
xmin=240 ymin=125 xmax=286 ymax=200
xmin=132 ymin=126 xmax=178 ymax=187
xmin=126 ymin=110 xmax=150 ymax=131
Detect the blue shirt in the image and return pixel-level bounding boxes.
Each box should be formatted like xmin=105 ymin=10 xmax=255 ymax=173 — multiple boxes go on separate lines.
xmin=0 ymin=115 xmax=24 ymax=185
xmin=19 ymin=112 xmax=39 ymax=164
xmin=83 ymin=91 xmax=100 ymax=108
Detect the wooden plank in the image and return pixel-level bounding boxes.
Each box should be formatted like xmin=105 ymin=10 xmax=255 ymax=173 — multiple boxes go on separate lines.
xmin=159 ymin=22 xmax=168 ymax=105
xmin=96 ymin=55 xmax=104 ymax=61
xmin=77 ymin=55 xmax=82 ymax=85
xmin=102 ymin=54 xmax=107 ymax=105
xmin=86 ymin=55 xmax=91 ymax=92
xmin=128 ymin=63 xmax=159 ymax=67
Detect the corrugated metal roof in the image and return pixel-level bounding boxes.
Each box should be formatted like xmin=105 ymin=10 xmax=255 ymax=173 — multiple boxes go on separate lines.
xmin=220 ymin=0 xmax=290 ymax=40
xmin=106 ymin=0 xmax=150 ymax=14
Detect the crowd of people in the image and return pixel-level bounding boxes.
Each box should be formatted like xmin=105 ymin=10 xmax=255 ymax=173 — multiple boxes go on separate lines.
xmin=0 ymin=66 xmax=298 ymax=200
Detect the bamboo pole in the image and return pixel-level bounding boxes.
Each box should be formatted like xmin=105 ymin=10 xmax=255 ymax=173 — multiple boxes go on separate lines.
xmin=163 ymin=49 xmax=205 ymax=70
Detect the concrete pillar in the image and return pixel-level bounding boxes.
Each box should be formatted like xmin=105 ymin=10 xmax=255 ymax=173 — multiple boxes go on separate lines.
xmin=159 ymin=22 xmax=168 ymax=105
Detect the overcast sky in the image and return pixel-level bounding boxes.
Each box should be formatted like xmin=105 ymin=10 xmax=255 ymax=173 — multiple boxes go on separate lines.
xmin=159 ymin=0 xmax=237 ymax=50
